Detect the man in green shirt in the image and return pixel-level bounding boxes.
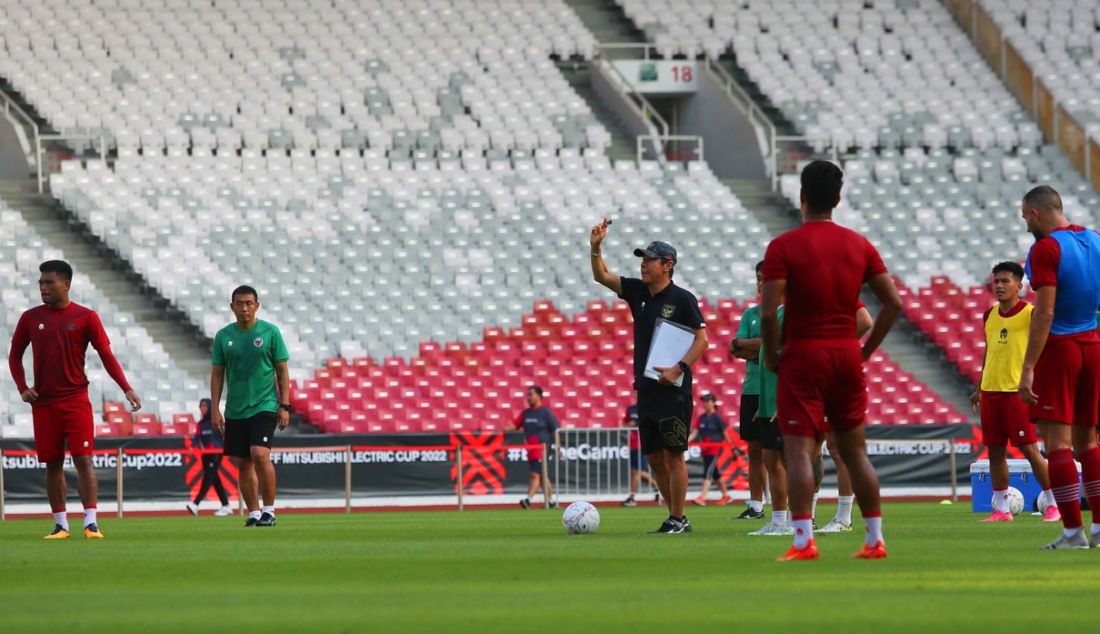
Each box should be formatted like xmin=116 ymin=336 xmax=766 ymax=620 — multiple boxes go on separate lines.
xmin=747 ymin=304 xmax=791 ymax=536
xmin=730 ymin=261 xmax=767 ymax=520
xmin=211 ymin=285 xmax=291 ymax=527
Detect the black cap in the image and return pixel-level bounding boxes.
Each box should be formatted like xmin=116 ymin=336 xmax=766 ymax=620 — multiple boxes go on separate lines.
xmin=702 ymin=393 xmax=716 ymax=402
xmin=634 ymin=240 xmax=677 ymax=263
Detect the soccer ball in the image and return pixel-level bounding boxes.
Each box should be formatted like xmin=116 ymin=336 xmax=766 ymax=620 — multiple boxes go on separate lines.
xmin=1003 ymin=487 xmax=1025 ymax=516
xmin=562 ymin=501 xmax=600 ymax=535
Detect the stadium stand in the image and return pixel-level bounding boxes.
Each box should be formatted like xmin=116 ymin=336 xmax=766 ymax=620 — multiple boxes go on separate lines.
xmin=614 ymin=0 xmax=1100 ymax=399
xmin=0 ymin=200 xmax=206 ymax=438
xmin=0 ymin=0 xmax=971 ymax=435
xmin=980 ymin=0 xmax=1100 ymax=129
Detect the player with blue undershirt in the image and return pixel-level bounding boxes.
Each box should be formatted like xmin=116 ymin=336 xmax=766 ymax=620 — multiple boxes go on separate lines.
xmin=1018 ymin=186 xmax=1100 ymax=549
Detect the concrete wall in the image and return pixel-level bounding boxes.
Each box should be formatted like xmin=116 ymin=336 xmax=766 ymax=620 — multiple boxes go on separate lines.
xmin=677 ymin=70 xmax=766 ymax=179
xmin=0 ymin=111 xmax=30 ymax=179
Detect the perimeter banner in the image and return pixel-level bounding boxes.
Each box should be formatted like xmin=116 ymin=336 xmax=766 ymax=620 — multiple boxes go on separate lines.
xmin=0 ymin=424 xmax=983 ymax=503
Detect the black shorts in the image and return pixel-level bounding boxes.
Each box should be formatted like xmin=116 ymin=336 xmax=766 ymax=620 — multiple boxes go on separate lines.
xmin=756 ymin=417 xmax=783 ymax=452
xmin=629 ymin=449 xmax=648 ymax=470
xmin=528 ymin=459 xmax=543 ymax=474
xmin=738 ymin=393 xmax=762 ymax=442
xmin=223 ymin=411 xmax=278 ymax=459
xmin=637 ymin=388 xmax=692 ymax=455
xmin=701 ymin=454 xmax=722 ymax=482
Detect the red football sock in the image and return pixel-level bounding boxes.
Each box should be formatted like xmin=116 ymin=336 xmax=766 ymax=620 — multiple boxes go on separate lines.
xmin=1048 ymin=448 xmax=1083 ymax=530
xmin=1079 ymin=446 xmax=1100 ymax=525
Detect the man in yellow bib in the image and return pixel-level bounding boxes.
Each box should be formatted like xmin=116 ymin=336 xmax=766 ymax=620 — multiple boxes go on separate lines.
xmin=970 ymin=262 xmax=1059 ymax=522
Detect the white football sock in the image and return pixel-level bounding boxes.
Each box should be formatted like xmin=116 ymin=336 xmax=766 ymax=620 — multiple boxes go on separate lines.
xmin=1040 ymin=489 xmax=1055 ymax=511
xmin=53 ymin=511 xmax=69 ymax=530
xmin=864 ymin=516 xmax=883 ymax=547
xmin=749 ymin=499 xmax=763 ymax=512
xmin=1092 ymin=523 xmax=1100 ymax=537
xmin=836 ymin=495 xmax=855 ymax=525
xmin=772 ymin=510 xmax=788 ymax=526
xmin=992 ymin=488 xmax=1010 ymax=513
xmin=792 ymin=518 xmax=813 ymax=549
xmin=84 ymin=507 xmax=97 ymax=528
xmin=262 ymin=505 xmax=275 ymax=516
xmin=1064 ymin=526 xmax=1083 ymax=538
xmin=249 ymin=510 xmax=262 ymax=520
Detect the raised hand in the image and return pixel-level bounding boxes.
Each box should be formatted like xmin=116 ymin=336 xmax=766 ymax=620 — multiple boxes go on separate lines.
xmin=590 ymin=218 xmax=610 ymax=249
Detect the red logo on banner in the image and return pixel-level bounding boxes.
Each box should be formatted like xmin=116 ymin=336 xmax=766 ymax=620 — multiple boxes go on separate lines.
xmin=184 ymin=447 xmax=239 ymax=502
xmin=450 ymin=431 xmax=506 ymax=495
xmin=717 ymin=441 xmax=749 ymax=490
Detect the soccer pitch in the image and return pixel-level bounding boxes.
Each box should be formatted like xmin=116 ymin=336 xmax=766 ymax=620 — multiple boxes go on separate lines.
xmin=1 ymin=502 xmax=1096 ymax=633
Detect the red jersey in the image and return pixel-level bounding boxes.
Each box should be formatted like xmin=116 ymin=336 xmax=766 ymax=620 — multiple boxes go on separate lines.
xmin=762 ymin=222 xmax=887 ymax=348
xmin=8 ymin=302 xmax=132 ymax=403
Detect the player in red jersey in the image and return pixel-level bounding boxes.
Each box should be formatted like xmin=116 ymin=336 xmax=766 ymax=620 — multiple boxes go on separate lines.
xmin=8 ymin=261 xmax=142 ymax=539
xmin=760 ymin=161 xmax=901 ymax=561
xmin=1017 ymin=186 xmax=1100 ymax=549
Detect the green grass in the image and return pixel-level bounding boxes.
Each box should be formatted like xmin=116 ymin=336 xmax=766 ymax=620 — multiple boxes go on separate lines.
xmin=0 ymin=502 xmax=1096 ymax=632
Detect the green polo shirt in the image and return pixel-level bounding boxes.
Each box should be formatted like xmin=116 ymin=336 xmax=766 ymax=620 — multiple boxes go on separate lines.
xmin=736 ymin=305 xmax=762 ymax=395
xmin=212 ymin=319 xmax=289 ymax=420
xmin=756 ymin=306 xmax=784 ymax=419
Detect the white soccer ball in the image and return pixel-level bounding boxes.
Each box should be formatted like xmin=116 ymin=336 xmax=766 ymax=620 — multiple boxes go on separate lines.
xmin=562 ymin=501 xmax=600 ymax=535
xmin=1003 ymin=487 xmax=1025 ymax=516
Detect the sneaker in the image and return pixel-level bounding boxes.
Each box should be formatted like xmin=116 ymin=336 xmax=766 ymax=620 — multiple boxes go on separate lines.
xmin=548 ymin=501 xmax=558 ymax=509
xmin=519 ymin=498 xmax=531 ymax=509
xmin=1041 ymin=530 xmax=1090 ymax=550
xmin=716 ymin=496 xmax=733 ymax=506
xmin=655 ymin=517 xmax=685 ymax=534
xmin=853 ymin=540 xmax=888 ymax=559
xmin=980 ymin=510 xmax=1014 ymax=522
xmin=83 ymin=523 xmax=104 ymax=539
xmin=733 ymin=506 xmax=765 ymax=520
xmin=1042 ymin=505 xmax=1062 ymax=522
xmin=255 ymin=512 xmax=276 ymax=527
xmin=818 ymin=518 xmax=853 ymax=533
xmin=186 ymin=501 xmax=198 ymax=516
xmin=214 ymin=506 xmax=234 ymax=517
xmin=692 ymin=497 xmax=707 ymax=506
xmin=776 ymin=539 xmax=819 ymax=561
xmin=681 ymin=516 xmax=693 ymax=533
xmin=244 ymin=515 xmax=260 ymax=527
xmin=43 ymin=524 xmax=70 ymax=540
xmin=749 ymin=521 xmax=794 ymax=536
xmin=621 ymin=496 xmax=637 ymax=507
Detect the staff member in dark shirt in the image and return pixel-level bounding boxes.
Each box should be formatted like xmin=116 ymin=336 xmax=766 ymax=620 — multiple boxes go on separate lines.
xmin=689 ymin=394 xmax=733 ymax=506
xmin=186 ymin=398 xmax=233 ymax=517
xmin=621 ymin=403 xmax=657 ymax=507
xmin=514 ymin=385 xmax=560 ymax=509
xmin=590 ymin=219 xmax=708 ymax=534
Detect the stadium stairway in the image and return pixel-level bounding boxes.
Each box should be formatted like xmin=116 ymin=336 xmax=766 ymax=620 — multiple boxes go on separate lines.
xmin=0 ymin=178 xmax=212 ymax=380
xmin=563 ymin=0 xmax=647 ymax=52
xmin=559 ymin=65 xmax=637 ymax=163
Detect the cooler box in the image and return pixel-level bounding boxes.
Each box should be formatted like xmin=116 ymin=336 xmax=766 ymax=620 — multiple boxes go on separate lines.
xmin=970 ymin=459 xmax=1045 ymax=513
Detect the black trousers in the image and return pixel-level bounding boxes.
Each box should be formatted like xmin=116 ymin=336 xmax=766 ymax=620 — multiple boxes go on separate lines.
xmin=194 ymin=454 xmax=230 ymax=505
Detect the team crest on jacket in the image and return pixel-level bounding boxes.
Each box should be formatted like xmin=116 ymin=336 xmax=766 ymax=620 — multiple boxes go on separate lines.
xmin=253 ymin=337 xmax=264 ymax=347
xmin=67 ymin=322 xmax=76 ymax=331
xmin=661 ymin=304 xmax=675 ymax=318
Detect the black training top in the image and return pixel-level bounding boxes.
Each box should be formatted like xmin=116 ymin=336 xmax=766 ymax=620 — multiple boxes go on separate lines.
xmin=618 ymin=277 xmax=705 ymax=393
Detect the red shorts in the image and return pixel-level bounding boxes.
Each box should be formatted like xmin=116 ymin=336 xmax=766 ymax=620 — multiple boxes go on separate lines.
xmin=980 ymin=391 xmax=1037 ymax=447
xmin=775 ymin=344 xmax=866 ymax=441
xmin=32 ymin=397 xmax=95 ymax=463
xmin=1030 ymin=337 xmax=1100 ymax=426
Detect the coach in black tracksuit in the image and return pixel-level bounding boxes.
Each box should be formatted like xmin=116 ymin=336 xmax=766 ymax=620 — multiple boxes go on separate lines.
xmin=589 ymin=219 xmax=708 ymax=535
